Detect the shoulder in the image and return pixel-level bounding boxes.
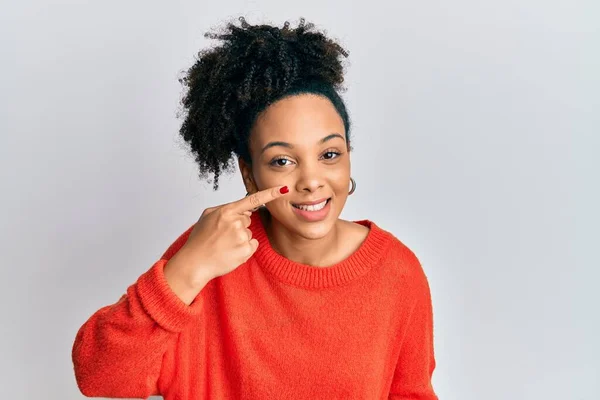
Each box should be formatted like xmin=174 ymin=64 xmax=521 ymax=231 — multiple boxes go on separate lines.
xmin=367 ymin=219 xmax=430 ymax=285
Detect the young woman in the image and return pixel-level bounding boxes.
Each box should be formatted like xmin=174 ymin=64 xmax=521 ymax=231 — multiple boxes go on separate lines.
xmin=72 ymin=16 xmax=438 ymax=400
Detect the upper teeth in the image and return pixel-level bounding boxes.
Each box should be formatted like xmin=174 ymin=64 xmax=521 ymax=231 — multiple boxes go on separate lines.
xmin=294 ymin=199 xmax=328 ymax=211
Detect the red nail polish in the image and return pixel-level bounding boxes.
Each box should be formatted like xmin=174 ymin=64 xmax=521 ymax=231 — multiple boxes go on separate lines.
xmin=279 ymin=186 xmax=289 ymax=194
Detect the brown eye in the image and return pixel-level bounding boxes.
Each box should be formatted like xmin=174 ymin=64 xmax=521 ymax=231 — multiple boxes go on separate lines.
xmin=322 ymin=151 xmax=341 ymax=160
xmin=270 ymin=157 xmax=294 ymax=167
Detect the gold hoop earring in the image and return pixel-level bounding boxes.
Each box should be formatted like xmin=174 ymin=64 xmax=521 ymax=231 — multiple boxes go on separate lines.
xmin=349 ymin=177 xmax=356 ymax=195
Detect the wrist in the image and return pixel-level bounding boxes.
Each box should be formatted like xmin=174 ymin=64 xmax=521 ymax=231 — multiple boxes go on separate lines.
xmin=164 ymin=249 xmax=214 ymax=305
xmin=176 ymin=246 xmax=216 ymax=284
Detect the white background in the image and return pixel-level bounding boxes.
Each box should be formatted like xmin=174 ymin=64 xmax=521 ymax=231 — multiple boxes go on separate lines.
xmin=1 ymin=1 xmax=598 ymax=399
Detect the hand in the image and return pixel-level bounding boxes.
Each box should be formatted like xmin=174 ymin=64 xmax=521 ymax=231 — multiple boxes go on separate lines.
xmin=174 ymin=185 xmax=289 ymax=285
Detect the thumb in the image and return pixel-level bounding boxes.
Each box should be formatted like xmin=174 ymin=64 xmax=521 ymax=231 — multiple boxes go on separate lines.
xmin=249 ymin=238 xmax=259 ymax=253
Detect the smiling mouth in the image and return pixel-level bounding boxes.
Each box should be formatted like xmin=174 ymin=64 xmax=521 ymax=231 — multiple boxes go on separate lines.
xmin=291 ymin=198 xmax=331 ymax=211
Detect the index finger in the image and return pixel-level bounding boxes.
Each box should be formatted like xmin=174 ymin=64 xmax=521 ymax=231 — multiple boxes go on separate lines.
xmin=230 ymin=185 xmax=289 ymax=214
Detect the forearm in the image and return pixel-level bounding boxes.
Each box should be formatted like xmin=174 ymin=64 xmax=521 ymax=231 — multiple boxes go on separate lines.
xmin=163 ymin=247 xmax=214 ymax=306
xmin=388 ymin=275 xmax=438 ymax=399
xmin=72 ymin=258 xmax=205 ymax=397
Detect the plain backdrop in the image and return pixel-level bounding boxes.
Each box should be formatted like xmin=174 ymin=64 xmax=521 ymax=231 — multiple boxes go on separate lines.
xmin=1 ymin=1 xmax=598 ymax=399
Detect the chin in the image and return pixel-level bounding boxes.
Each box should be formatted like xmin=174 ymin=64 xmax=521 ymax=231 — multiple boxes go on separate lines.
xmin=292 ymin=221 xmax=334 ymax=240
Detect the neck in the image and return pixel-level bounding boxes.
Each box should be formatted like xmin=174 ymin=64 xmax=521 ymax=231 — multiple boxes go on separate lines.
xmin=259 ymin=208 xmax=341 ymax=267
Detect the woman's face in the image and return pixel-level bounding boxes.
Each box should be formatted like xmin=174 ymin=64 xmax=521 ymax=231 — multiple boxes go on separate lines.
xmin=240 ymin=93 xmax=351 ymax=240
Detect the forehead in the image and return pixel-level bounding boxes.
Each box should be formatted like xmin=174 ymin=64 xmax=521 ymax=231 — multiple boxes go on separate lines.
xmin=250 ymin=93 xmax=345 ymax=146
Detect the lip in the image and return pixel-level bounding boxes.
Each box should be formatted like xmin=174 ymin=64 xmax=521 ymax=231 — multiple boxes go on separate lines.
xmin=291 ymin=198 xmax=331 ymax=222
xmin=291 ymin=197 xmax=330 ymax=206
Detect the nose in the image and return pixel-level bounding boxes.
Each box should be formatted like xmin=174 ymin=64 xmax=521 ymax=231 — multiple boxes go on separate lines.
xmin=294 ymin=163 xmax=325 ymax=194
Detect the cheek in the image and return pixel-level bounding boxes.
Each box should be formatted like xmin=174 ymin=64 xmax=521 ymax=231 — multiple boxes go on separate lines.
xmin=251 ymin=167 xmax=280 ymax=188
xmin=256 ymin=161 xmax=350 ymax=191
xmin=329 ymin=168 xmax=350 ymax=192
xmin=254 ymin=167 xmax=299 ymax=188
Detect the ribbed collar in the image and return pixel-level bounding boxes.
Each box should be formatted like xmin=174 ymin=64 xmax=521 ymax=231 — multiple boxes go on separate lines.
xmin=249 ymin=211 xmax=393 ymax=289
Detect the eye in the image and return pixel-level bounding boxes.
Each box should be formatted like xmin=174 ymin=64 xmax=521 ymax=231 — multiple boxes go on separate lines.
xmin=322 ymin=151 xmax=342 ymax=160
xmin=269 ymin=157 xmax=295 ymax=167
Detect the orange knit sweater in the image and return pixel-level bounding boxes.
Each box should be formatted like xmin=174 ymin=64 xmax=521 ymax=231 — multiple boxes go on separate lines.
xmin=72 ymin=212 xmax=438 ymax=399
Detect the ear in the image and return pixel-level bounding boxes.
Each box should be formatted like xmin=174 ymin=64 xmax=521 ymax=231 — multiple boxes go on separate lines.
xmin=238 ymin=157 xmax=255 ymax=193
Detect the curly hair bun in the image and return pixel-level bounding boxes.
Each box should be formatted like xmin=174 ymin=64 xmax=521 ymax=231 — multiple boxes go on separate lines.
xmin=177 ymin=16 xmax=350 ymax=190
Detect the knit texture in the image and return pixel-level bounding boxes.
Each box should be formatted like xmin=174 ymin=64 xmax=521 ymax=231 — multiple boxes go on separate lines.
xmin=72 ymin=212 xmax=438 ymax=399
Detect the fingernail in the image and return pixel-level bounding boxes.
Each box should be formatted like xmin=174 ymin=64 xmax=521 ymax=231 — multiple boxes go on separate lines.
xmin=279 ymin=186 xmax=289 ymax=194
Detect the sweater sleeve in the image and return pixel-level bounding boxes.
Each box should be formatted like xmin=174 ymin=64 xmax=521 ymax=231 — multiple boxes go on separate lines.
xmin=388 ymin=276 xmax=438 ymax=400
xmin=72 ymin=224 xmax=201 ymax=398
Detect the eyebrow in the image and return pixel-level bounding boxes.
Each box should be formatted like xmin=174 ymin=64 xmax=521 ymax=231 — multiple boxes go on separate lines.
xmin=260 ymin=133 xmax=345 ymax=155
